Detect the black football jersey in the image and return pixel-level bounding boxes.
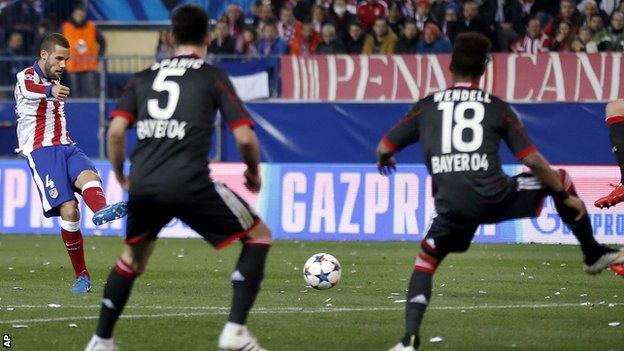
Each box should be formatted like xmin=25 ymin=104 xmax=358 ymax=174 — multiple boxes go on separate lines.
xmin=383 ymin=85 xmax=536 ymax=223
xmin=111 ymin=55 xmax=253 ymax=195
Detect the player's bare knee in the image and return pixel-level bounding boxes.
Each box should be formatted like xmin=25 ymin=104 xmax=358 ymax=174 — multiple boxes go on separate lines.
xmin=556 ymin=168 xmax=574 ymax=192
xmin=246 ymin=220 xmax=272 ymax=244
xmin=59 ymin=201 xmax=80 ymax=222
xmin=120 ymin=249 xmax=146 ymax=275
xmin=606 ymin=100 xmax=624 ymax=120
xmin=75 ymin=170 xmax=101 ymax=188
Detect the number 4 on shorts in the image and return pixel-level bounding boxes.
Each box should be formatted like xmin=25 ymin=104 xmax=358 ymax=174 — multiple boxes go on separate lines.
xmin=45 ymin=175 xmax=55 ymax=189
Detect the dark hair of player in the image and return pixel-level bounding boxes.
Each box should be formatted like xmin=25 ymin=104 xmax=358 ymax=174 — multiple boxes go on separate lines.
xmin=171 ymin=4 xmax=208 ymax=45
xmin=449 ymin=32 xmax=491 ymax=79
xmin=41 ymin=33 xmax=70 ymax=52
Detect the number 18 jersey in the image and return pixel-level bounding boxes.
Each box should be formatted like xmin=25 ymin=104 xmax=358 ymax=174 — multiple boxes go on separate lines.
xmin=383 ymin=85 xmax=537 ymax=223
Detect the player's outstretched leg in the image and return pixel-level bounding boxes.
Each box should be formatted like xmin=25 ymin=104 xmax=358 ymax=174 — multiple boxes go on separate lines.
xmin=58 ymin=201 xmax=91 ymax=294
xmin=390 ymin=239 xmax=450 ymax=351
xmin=86 ymin=240 xmax=155 ymax=351
xmin=596 ymin=100 xmax=624 ymax=208
xmin=74 ymin=170 xmax=128 ymax=226
xmin=219 ymin=222 xmax=271 ymax=351
xmin=555 ymin=169 xmax=624 ymax=274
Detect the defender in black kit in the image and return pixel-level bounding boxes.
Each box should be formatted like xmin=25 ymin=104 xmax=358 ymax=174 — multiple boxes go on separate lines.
xmin=86 ymin=5 xmax=271 ymax=351
xmin=381 ymin=33 xmax=624 ymax=351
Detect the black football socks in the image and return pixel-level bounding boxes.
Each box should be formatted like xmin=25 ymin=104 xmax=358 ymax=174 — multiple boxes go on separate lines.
xmin=96 ymin=259 xmax=139 ymax=338
xmin=228 ymin=242 xmax=270 ymax=325
xmin=608 ymin=118 xmax=624 ymax=184
xmin=402 ymin=262 xmax=437 ymax=347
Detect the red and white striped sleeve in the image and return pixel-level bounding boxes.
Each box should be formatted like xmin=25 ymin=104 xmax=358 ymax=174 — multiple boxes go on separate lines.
xmin=16 ymin=67 xmax=51 ymax=100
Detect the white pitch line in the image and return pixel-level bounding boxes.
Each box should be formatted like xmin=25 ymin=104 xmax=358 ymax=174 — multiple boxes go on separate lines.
xmin=0 ymin=302 xmax=622 ymax=325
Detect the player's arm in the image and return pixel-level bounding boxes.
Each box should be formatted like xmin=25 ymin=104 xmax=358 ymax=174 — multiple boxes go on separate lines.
xmin=214 ymin=69 xmax=262 ymax=193
xmin=18 ymin=72 xmax=69 ymax=100
xmin=107 ymin=77 xmax=137 ymax=190
xmin=501 ymin=105 xmax=586 ymax=220
xmin=107 ymin=117 xmax=130 ymax=190
xmin=233 ymin=126 xmax=262 ymax=193
xmin=376 ymin=105 xmax=421 ymax=175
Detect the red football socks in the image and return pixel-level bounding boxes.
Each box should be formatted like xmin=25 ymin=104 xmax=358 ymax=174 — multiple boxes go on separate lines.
xmin=81 ymin=181 xmax=107 ymax=213
xmin=61 ymin=224 xmax=89 ymax=278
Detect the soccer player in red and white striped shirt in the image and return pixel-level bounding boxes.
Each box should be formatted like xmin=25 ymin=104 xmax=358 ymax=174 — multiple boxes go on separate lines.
xmin=14 ymin=33 xmax=128 ymax=294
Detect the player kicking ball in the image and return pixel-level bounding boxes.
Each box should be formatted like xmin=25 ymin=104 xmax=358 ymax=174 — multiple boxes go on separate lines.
xmin=377 ymin=33 xmax=624 ymax=351
xmin=86 ymin=5 xmax=271 ymax=351
xmin=14 ymin=33 xmax=128 ymax=295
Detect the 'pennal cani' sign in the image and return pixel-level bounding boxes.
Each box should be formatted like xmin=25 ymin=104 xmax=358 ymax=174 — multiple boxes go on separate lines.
xmin=281 ymin=53 xmax=623 ymax=102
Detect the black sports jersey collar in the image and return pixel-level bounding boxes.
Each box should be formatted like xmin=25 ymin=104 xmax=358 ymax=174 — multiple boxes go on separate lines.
xmin=172 ymin=50 xmax=201 ymax=59
xmin=453 ymin=82 xmax=478 ymax=88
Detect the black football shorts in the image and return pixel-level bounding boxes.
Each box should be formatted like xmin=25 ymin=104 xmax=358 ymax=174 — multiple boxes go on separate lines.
xmin=125 ymin=181 xmax=260 ymax=249
xmin=425 ymin=172 xmax=548 ymax=253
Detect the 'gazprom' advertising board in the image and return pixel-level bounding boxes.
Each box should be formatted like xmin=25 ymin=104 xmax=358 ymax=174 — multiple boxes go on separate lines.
xmin=0 ymin=161 xmax=622 ymax=245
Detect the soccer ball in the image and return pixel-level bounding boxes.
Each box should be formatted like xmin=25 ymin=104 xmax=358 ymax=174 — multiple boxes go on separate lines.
xmin=303 ymin=253 xmax=341 ymax=290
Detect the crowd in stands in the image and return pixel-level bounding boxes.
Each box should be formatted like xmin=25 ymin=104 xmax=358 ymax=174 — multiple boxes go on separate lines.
xmin=0 ymin=1 xmax=104 ymax=96
xmin=1 ymin=0 xmax=623 ymax=99
xmin=194 ymin=0 xmax=624 ymax=57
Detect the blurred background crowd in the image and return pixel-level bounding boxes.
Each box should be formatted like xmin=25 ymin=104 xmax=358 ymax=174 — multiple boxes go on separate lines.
xmin=0 ymin=0 xmax=623 ymax=98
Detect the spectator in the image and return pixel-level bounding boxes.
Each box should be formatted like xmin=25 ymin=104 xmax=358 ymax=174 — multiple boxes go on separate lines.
xmin=443 ymin=3 xmax=460 ymax=41
xmin=61 ymin=4 xmax=105 ymax=98
xmin=290 ymin=22 xmax=321 ymax=55
xmin=344 ymin=20 xmax=366 ymax=53
xmin=526 ymin=1 xmax=559 ymax=20
xmin=416 ymin=23 xmax=453 ymax=53
xmin=363 ymin=18 xmax=398 ymax=54
xmin=605 ymin=11 xmax=624 ymax=51
xmin=277 ymin=6 xmax=302 ymax=44
xmin=600 ymin=0 xmax=620 ymax=16
xmin=223 ymin=4 xmax=245 ymax=39
xmin=156 ymin=30 xmax=175 ymax=60
xmin=395 ymin=19 xmax=420 ymax=53
xmin=579 ymin=0 xmax=608 ymax=27
xmin=2 ymin=0 xmax=42 ymax=53
xmin=31 ymin=19 xmax=54 ymax=56
xmin=588 ymin=13 xmax=612 ymax=51
xmin=401 ymin=0 xmax=417 ymax=19
xmin=387 ymin=1 xmax=405 ymax=36
xmin=550 ymin=20 xmax=575 ymax=51
xmin=293 ymin=0 xmax=313 ymax=22
xmin=254 ymin=4 xmax=275 ymax=33
xmin=316 ymin=23 xmax=346 ymax=54
xmin=453 ymin=1 xmax=492 ymax=43
xmin=357 ymin=0 xmax=387 ymax=31
xmin=571 ymin=26 xmax=598 ymax=52
xmin=511 ymin=18 xmax=551 ymax=53
xmin=414 ymin=0 xmax=437 ymax=31
xmin=312 ymin=5 xmax=328 ymax=33
xmin=481 ymin=0 xmax=526 ymax=52
xmin=430 ymin=0 xmax=455 ymax=22
xmin=236 ymin=26 xmax=260 ymax=56
xmin=544 ymin=0 xmax=582 ymax=37
xmin=209 ymin=21 xmax=237 ymax=55
xmin=257 ymin=22 xmax=288 ymax=56
xmin=0 ymin=32 xmax=29 ymax=86
xmin=328 ymin=0 xmax=357 ymax=41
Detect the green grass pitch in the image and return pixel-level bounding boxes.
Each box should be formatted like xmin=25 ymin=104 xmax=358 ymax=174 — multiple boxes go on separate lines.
xmin=1 ymin=235 xmax=623 ymax=350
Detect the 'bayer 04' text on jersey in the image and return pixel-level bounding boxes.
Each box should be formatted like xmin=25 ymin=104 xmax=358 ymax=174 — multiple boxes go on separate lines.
xmin=382 ymin=84 xmax=537 ymax=223
xmin=111 ymin=54 xmax=254 ymax=195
